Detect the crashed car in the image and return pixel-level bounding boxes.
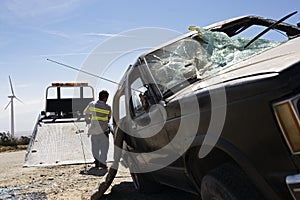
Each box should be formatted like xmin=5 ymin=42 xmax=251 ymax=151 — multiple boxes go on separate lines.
xmin=113 ymin=12 xmax=300 ymax=200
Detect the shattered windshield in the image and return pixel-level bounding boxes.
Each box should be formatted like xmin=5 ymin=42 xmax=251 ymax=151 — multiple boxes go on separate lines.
xmin=144 ymin=28 xmax=283 ymax=96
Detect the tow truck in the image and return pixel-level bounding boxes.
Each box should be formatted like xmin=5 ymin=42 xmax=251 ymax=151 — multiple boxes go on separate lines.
xmin=24 ymin=82 xmax=95 ymax=167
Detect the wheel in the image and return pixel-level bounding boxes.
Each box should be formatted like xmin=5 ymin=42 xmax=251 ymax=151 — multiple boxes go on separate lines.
xmin=201 ymin=163 xmax=262 ymax=200
xmin=130 ymin=173 xmax=162 ymax=194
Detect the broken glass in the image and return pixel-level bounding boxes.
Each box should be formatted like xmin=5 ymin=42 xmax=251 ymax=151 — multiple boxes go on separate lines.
xmin=144 ymin=28 xmax=283 ymax=96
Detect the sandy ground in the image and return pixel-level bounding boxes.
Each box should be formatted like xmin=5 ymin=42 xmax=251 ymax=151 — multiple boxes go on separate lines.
xmin=0 ymin=150 xmax=199 ymax=200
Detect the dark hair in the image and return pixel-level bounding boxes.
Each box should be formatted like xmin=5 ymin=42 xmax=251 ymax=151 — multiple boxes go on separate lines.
xmin=99 ymin=90 xmax=109 ymax=101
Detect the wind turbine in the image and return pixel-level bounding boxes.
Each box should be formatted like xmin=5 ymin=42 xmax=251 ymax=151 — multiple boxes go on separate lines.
xmin=4 ymin=76 xmax=23 ymax=138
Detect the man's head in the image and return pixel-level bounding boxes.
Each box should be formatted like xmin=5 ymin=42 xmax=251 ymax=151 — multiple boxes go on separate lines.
xmin=99 ymin=90 xmax=109 ymax=102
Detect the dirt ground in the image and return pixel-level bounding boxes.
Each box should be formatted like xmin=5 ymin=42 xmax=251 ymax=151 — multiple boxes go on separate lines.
xmin=0 ymin=150 xmax=199 ymax=200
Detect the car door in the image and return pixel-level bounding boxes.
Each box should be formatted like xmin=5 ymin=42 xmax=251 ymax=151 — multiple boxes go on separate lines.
xmin=124 ymin=63 xmax=171 ymax=170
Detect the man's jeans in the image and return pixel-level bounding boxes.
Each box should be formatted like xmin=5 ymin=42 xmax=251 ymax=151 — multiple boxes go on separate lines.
xmin=91 ymin=132 xmax=109 ymax=166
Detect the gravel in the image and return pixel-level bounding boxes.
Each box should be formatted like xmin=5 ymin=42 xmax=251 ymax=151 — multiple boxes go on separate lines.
xmin=0 ymin=151 xmax=198 ymax=200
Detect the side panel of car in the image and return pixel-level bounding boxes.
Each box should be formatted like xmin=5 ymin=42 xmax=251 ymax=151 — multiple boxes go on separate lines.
xmin=188 ymin=74 xmax=298 ymax=199
xmin=113 ymin=58 xmax=300 ymax=200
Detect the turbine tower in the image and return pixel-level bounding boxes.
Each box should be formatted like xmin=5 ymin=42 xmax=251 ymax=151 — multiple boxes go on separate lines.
xmin=4 ymin=76 xmax=23 ymax=138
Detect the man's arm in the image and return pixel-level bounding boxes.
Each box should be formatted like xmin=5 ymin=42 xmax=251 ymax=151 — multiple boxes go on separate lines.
xmin=108 ymin=106 xmax=112 ymax=121
xmin=84 ymin=103 xmax=91 ymax=124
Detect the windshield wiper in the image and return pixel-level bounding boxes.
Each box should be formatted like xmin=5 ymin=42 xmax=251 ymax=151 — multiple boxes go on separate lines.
xmin=244 ymin=11 xmax=297 ymax=49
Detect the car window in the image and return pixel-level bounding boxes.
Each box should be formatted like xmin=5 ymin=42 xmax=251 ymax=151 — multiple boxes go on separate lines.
xmin=145 ymin=38 xmax=203 ymax=95
xmin=118 ymin=95 xmax=126 ymax=119
xmin=144 ymin=30 xmax=283 ymax=97
xmin=231 ymin=25 xmax=288 ymax=42
xmin=130 ymin=78 xmax=149 ymax=117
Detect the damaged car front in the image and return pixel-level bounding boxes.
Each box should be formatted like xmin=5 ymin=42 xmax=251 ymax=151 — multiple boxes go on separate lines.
xmin=113 ymin=12 xmax=300 ymax=200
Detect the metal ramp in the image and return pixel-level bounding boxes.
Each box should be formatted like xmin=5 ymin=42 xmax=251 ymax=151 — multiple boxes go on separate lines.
xmin=24 ymin=121 xmax=94 ymax=167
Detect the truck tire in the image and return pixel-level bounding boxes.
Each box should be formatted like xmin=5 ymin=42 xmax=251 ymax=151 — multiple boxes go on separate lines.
xmin=201 ymin=163 xmax=262 ymax=200
xmin=131 ymin=173 xmax=162 ymax=194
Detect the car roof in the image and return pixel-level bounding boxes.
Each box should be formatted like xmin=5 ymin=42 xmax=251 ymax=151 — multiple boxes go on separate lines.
xmin=139 ymin=15 xmax=300 ymax=59
xmin=206 ymin=15 xmax=300 ymax=37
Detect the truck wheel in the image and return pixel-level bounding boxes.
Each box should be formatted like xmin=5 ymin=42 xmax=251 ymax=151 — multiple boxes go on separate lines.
xmin=131 ymin=173 xmax=162 ymax=193
xmin=201 ymin=163 xmax=262 ymax=200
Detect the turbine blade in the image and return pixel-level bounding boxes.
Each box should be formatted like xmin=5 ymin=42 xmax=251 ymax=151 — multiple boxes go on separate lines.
xmin=9 ymin=75 xmax=15 ymax=96
xmin=15 ymin=97 xmax=24 ymax=104
xmin=4 ymin=101 xmax=11 ymax=110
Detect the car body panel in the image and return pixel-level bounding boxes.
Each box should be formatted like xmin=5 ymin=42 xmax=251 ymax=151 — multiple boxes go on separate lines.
xmin=113 ymin=14 xmax=300 ymax=200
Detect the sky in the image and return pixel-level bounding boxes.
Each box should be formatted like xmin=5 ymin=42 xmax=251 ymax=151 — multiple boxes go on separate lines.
xmin=0 ymin=0 xmax=299 ymax=135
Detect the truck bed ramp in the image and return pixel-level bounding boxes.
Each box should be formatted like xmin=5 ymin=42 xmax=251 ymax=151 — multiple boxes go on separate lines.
xmin=24 ymin=120 xmax=94 ymax=167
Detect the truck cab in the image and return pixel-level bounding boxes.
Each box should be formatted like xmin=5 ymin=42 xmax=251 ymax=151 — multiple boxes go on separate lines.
xmin=40 ymin=82 xmax=94 ymax=122
xmin=112 ymin=14 xmax=300 ymax=200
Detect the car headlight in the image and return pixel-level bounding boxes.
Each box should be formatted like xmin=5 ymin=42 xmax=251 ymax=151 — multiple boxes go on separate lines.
xmin=273 ymin=95 xmax=300 ymax=154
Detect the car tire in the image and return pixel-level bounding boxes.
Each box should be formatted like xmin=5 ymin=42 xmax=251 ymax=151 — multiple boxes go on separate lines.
xmin=201 ymin=163 xmax=262 ymax=200
xmin=131 ymin=173 xmax=162 ymax=194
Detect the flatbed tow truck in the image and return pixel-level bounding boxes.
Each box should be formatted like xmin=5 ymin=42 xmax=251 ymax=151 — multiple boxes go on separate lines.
xmin=24 ymin=82 xmax=95 ymax=167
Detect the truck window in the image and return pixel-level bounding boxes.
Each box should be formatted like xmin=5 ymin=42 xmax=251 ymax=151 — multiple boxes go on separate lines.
xmin=44 ymin=84 xmax=94 ymax=119
xmin=144 ymin=33 xmax=283 ymax=97
xmin=119 ymin=95 xmax=126 ymax=119
xmin=47 ymin=87 xmax=58 ymax=99
xmin=83 ymin=87 xmax=93 ymax=98
xmin=60 ymin=87 xmax=81 ymax=98
xmin=130 ymin=78 xmax=149 ymax=117
xmin=144 ymin=38 xmax=202 ymax=96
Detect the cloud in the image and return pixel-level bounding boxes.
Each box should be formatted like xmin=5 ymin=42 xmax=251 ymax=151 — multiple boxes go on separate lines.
xmin=83 ymin=32 xmax=127 ymax=37
xmin=6 ymin=0 xmax=80 ymax=17
xmin=0 ymin=0 xmax=82 ymax=23
xmin=41 ymin=29 xmax=71 ymax=39
xmin=15 ymin=84 xmax=30 ymax=89
xmin=37 ymin=51 xmax=130 ymax=58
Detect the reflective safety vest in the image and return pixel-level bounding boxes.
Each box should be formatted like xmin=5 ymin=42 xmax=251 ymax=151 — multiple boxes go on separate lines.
xmin=85 ymin=100 xmax=111 ymax=122
xmin=84 ymin=100 xmax=111 ymax=135
xmin=89 ymin=107 xmax=110 ymax=121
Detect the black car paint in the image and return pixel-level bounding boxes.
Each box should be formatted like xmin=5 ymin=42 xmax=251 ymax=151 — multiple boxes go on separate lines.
xmin=113 ymin=15 xmax=300 ymax=200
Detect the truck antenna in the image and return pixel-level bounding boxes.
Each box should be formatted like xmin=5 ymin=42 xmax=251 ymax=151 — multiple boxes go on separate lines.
xmin=46 ymin=58 xmax=119 ymax=85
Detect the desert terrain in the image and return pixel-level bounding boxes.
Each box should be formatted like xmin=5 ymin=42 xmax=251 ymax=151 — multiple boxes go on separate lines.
xmin=0 ymin=150 xmax=198 ymax=199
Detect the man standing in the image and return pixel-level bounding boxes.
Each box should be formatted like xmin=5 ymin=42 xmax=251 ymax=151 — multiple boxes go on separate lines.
xmin=84 ymin=90 xmax=111 ymax=169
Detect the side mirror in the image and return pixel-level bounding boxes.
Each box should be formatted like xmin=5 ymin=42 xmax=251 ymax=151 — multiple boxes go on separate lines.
xmin=159 ymin=100 xmax=166 ymax=107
